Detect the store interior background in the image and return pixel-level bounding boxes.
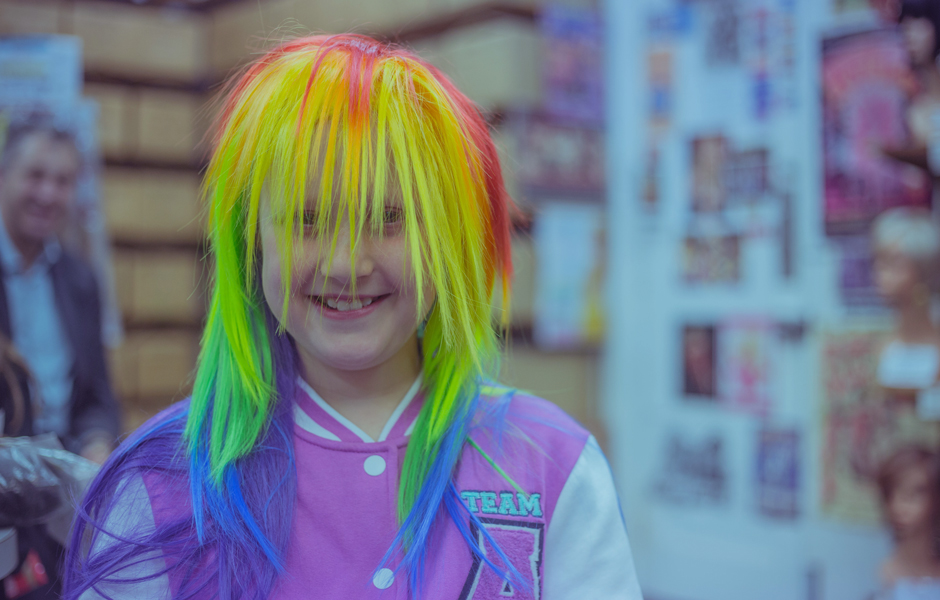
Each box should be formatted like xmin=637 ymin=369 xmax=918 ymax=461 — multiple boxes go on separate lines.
xmin=0 ymin=0 xmax=929 ymax=598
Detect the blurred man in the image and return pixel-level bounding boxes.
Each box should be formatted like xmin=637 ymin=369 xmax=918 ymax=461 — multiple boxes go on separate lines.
xmin=0 ymin=114 xmax=120 ymax=458
xmin=0 ymin=115 xmax=120 ymax=599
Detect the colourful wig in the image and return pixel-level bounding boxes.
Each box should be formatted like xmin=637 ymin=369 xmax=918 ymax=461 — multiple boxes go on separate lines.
xmin=65 ymin=34 xmax=517 ymax=600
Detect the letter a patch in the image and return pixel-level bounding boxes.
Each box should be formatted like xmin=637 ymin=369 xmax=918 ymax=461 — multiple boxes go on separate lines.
xmin=458 ymin=519 xmax=543 ymax=600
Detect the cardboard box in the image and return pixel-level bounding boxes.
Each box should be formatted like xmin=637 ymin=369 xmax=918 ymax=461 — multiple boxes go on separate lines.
xmin=433 ymin=0 xmax=595 ymax=9
xmin=499 ymin=347 xmax=597 ymax=424
xmin=208 ymin=0 xmax=298 ymax=73
xmin=111 ymin=250 xmax=135 ymax=316
xmin=71 ymin=1 xmax=205 ymax=80
xmin=130 ymin=330 xmax=199 ymax=399
xmin=108 ymin=340 xmax=137 ymax=400
xmin=111 ymin=330 xmax=197 ymax=429
xmin=84 ymin=84 xmax=131 ymax=158
xmin=0 ymin=1 xmax=63 ymax=35
xmin=297 ymin=0 xmax=433 ymax=35
xmin=137 ymin=89 xmax=201 ymax=162
xmin=112 ymin=250 xmax=204 ymax=323
xmin=102 ymin=168 xmax=203 ymax=243
xmin=413 ymin=20 xmax=541 ymax=110
xmin=132 ymin=252 xmax=203 ymax=323
xmin=208 ymin=0 xmax=450 ymax=74
xmin=136 ymin=330 xmax=198 ymax=398
xmin=121 ymin=405 xmax=162 ymax=436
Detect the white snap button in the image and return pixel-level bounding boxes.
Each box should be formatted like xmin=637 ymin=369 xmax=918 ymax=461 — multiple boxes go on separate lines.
xmin=373 ymin=568 xmax=394 ymax=589
xmin=364 ymin=455 xmax=386 ymax=476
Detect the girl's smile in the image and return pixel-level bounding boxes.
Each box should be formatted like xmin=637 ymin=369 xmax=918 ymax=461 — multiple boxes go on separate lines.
xmin=308 ymin=293 xmax=391 ymax=319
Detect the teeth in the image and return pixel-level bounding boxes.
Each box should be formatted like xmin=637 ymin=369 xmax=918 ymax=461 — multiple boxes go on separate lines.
xmin=323 ymin=298 xmax=371 ymax=311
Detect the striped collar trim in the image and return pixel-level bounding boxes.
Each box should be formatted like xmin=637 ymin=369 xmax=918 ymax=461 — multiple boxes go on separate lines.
xmin=294 ymin=375 xmax=423 ymax=443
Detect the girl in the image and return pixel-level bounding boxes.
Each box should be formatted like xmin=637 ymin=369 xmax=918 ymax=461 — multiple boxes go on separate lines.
xmin=64 ymin=34 xmax=641 ymax=599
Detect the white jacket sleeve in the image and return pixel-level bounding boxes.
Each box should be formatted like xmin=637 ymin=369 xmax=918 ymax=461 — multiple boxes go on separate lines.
xmin=543 ymin=436 xmax=644 ymax=599
xmin=78 ymin=474 xmax=171 ymax=600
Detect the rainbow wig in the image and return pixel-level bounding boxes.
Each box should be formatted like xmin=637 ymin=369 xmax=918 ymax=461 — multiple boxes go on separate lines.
xmin=65 ymin=34 xmax=516 ymax=600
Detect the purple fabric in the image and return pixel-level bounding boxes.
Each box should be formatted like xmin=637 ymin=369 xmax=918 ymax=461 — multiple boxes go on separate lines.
xmin=139 ymin=389 xmax=589 ymax=599
xmin=64 ymin=305 xmax=300 ymax=600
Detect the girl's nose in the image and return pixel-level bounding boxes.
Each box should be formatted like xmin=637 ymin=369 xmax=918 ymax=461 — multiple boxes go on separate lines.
xmin=317 ymin=222 xmax=375 ymax=281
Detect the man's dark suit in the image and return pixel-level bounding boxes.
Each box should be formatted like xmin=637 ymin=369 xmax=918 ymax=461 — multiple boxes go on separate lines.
xmin=0 ymin=249 xmax=120 ymax=447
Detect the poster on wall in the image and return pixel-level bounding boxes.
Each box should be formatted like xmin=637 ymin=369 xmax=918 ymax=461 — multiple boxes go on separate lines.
xmin=821 ymin=329 xmax=940 ymax=523
xmin=648 ymin=48 xmax=674 ymax=135
xmin=737 ymin=2 xmax=798 ymax=118
xmin=705 ymin=0 xmax=741 ymax=67
xmin=682 ymin=235 xmax=741 ymax=284
xmin=718 ymin=318 xmax=777 ymax=416
xmin=822 ymin=29 xmax=931 ymax=236
xmin=756 ymin=427 xmax=800 ymax=519
xmin=642 ymin=142 xmax=662 ymax=212
xmin=682 ymin=324 xmax=718 ymax=399
xmin=540 ymin=6 xmax=603 ymax=124
xmin=691 ymin=135 xmax=728 ymax=213
xmin=837 ymin=236 xmax=885 ymax=309
xmin=654 ymin=431 xmax=728 ymax=507
xmin=509 ymin=114 xmax=605 ymax=196
xmin=532 ymin=202 xmax=605 ymax=350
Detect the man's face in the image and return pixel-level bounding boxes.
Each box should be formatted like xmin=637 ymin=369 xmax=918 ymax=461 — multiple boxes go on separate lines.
xmin=0 ymin=132 xmax=80 ymax=249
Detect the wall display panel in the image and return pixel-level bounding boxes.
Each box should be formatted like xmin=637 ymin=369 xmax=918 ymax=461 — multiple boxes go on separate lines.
xmin=539 ymin=5 xmax=604 ymax=124
xmin=755 ymin=426 xmax=801 ymax=520
xmin=532 ymin=201 xmax=605 ymax=350
xmin=603 ymin=0 xmax=921 ymax=598
xmin=820 ymin=328 xmax=940 ymax=524
xmin=821 ymin=29 xmax=931 ymax=236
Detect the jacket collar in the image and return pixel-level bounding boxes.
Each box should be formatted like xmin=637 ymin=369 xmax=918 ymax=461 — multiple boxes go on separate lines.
xmin=294 ymin=375 xmax=424 ymax=443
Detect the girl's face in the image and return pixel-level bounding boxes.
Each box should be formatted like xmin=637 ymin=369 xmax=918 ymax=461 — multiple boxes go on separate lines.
xmin=887 ymin=464 xmax=937 ymax=539
xmin=259 ymin=191 xmax=432 ymax=377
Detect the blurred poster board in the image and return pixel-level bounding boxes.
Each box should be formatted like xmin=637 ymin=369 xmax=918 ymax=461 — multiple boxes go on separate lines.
xmin=682 ymin=324 xmax=718 ymax=400
xmin=718 ymin=317 xmax=776 ymax=416
xmin=691 ymin=135 xmax=728 ymax=213
xmin=822 ymin=29 xmax=930 ymax=236
xmin=653 ymin=431 xmax=728 ymax=507
xmin=820 ymin=329 xmax=940 ymax=523
xmin=532 ymin=202 xmax=604 ymax=350
xmin=540 ymin=6 xmax=603 ymax=124
xmin=682 ymin=235 xmax=740 ymax=284
xmin=0 ymin=36 xmax=122 ymax=346
xmin=836 ymin=235 xmax=885 ymax=310
xmin=756 ymin=427 xmax=800 ymax=519
xmin=506 ymin=113 xmax=605 ymax=197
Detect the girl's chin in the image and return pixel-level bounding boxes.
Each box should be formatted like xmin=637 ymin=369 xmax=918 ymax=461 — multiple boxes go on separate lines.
xmin=296 ymin=342 xmax=393 ymax=373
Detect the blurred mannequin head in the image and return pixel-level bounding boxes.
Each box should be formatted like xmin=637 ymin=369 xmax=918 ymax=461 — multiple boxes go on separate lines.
xmin=872 ymin=207 xmax=940 ymax=308
xmin=0 ymin=115 xmax=80 ymax=263
xmin=878 ymin=445 xmax=940 ymax=543
xmin=900 ymin=0 xmax=940 ymax=70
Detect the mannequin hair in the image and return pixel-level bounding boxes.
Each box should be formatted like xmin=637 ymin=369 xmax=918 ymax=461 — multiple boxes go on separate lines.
xmin=876 ymin=444 xmax=940 ymax=543
xmin=900 ymin=0 xmax=940 ymax=60
xmin=872 ymin=207 xmax=940 ymax=290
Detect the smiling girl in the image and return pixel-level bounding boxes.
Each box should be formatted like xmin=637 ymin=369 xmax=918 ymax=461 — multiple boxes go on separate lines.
xmin=64 ymin=34 xmax=641 ymax=600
